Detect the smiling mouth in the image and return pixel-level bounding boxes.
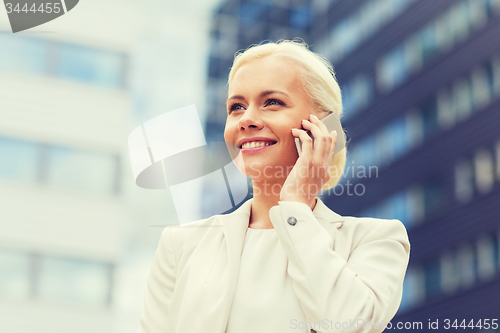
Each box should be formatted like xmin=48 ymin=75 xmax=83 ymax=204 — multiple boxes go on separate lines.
xmin=239 ymin=141 xmax=277 ymax=149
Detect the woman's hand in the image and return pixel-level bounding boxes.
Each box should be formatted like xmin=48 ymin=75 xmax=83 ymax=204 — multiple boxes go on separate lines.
xmin=280 ymin=114 xmax=338 ymax=208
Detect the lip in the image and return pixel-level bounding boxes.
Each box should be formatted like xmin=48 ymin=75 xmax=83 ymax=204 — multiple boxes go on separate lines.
xmin=237 ymin=137 xmax=277 ymax=148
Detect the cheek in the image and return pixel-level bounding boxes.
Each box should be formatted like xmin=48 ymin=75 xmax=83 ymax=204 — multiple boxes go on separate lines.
xmin=223 ymin=122 xmax=233 ymax=141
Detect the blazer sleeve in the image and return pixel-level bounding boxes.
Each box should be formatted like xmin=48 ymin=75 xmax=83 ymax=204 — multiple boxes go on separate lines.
xmin=138 ymin=227 xmax=177 ymax=333
xmin=269 ymin=201 xmax=410 ymax=333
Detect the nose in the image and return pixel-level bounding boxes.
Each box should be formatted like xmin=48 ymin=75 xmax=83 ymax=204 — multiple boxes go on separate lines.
xmin=238 ymin=105 xmax=263 ymax=130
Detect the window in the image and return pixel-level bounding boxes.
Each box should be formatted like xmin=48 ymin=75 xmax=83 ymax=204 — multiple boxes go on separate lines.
xmin=440 ymin=250 xmax=460 ymax=294
xmin=434 ymin=11 xmax=454 ymax=52
xmin=238 ymin=2 xmax=267 ymax=25
xmin=449 ymin=1 xmax=472 ymax=44
xmin=458 ymin=243 xmax=477 ymax=287
xmin=0 ymin=136 xmax=120 ymax=195
xmin=327 ymin=0 xmax=415 ymax=62
xmin=0 ymin=250 xmax=30 ymax=300
xmin=56 ymin=43 xmax=125 ymax=88
xmin=375 ymin=127 xmax=394 ymax=168
xmin=0 ymin=136 xmax=39 ymax=182
xmin=46 ymin=147 xmax=118 ymax=195
xmin=453 ymin=78 xmax=474 ymax=121
xmin=377 ymin=44 xmax=409 ymax=91
xmin=0 ymin=35 xmax=49 ymax=75
xmin=496 ymin=140 xmax=500 ymax=181
xmin=389 ymin=116 xmax=410 ymax=159
xmin=404 ymin=35 xmax=422 ymax=73
xmin=377 ymin=0 xmax=497 ymax=91
xmin=423 ymin=177 xmax=445 ymax=217
xmin=38 ymin=256 xmax=111 ymax=306
xmin=474 ymin=149 xmax=495 ymax=194
xmin=455 ymin=159 xmax=474 ymax=203
xmin=358 ymin=186 xmax=423 ymax=229
xmin=494 ymin=230 xmax=500 ymax=271
xmin=400 ymin=266 xmax=424 ymax=312
xmin=476 ymin=235 xmax=497 ymax=280
xmin=0 ymin=35 xmax=125 ymax=88
xmin=406 ymin=109 xmax=424 ymax=148
xmin=421 ymin=99 xmax=439 ymax=139
xmin=491 ymin=0 xmax=500 ymax=13
xmin=376 ymin=117 xmax=410 ymax=166
xmin=492 ymin=54 xmax=500 ymax=96
xmin=424 ymin=258 xmax=441 ymax=299
xmin=419 ymin=23 xmax=439 ymax=64
xmin=331 ymin=18 xmax=361 ymax=61
xmin=387 ymin=191 xmax=411 ymax=225
xmin=437 ymin=89 xmax=456 ymax=129
xmin=342 ymin=75 xmax=373 ymax=119
xmin=407 ymin=185 xmax=424 ymax=226
xmin=289 ymin=3 xmax=311 ymax=30
xmin=468 ymin=0 xmax=489 ymax=29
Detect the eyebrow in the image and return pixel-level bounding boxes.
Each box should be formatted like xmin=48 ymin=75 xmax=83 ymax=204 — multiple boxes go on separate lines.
xmin=227 ymin=90 xmax=290 ymax=101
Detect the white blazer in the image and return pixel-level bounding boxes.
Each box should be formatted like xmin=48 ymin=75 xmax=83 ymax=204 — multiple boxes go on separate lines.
xmin=138 ymin=197 xmax=411 ymax=333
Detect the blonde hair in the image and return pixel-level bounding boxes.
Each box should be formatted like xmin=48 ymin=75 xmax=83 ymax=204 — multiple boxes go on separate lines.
xmin=228 ymin=39 xmax=347 ymax=191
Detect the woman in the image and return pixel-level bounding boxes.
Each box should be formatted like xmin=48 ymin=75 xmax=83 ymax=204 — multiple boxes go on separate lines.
xmin=138 ymin=40 xmax=410 ymax=333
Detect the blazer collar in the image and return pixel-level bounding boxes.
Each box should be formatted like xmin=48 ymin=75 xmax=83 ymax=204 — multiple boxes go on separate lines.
xmin=195 ymin=197 xmax=344 ymax=333
xmin=217 ymin=196 xmax=345 ymax=229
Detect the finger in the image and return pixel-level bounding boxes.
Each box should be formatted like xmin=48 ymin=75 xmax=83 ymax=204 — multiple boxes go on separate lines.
xmin=310 ymin=114 xmax=329 ymax=133
xmin=301 ymin=119 xmax=330 ymax=163
xmin=329 ymin=130 xmax=338 ymax=161
xmin=291 ymin=128 xmax=313 ymax=158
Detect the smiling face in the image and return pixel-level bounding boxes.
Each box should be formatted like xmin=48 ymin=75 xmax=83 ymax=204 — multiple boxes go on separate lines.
xmin=224 ymin=55 xmax=316 ymax=181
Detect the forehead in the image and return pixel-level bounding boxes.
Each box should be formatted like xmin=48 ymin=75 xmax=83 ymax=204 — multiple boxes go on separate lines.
xmin=228 ymin=56 xmax=301 ymax=95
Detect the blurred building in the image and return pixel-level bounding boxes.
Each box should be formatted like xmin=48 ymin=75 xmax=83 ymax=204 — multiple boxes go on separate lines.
xmin=0 ymin=1 xmax=224 ymax=332
xmin=0 ymin=0 xmax=142 ymax=331
xmin=205 ymin=0 xmax=500 ymax=328
xmin=0 ymin=26 xmax=132 ymax=333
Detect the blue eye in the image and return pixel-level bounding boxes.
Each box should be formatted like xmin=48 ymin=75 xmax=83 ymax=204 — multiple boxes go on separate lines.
xmin=265 ymin=99 xmax=285 ymax=107
xmin=228 ymin=103 xmax=245 ymax=113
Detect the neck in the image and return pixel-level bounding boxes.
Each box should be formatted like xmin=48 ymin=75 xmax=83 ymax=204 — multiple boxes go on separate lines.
xmin=248 ymin=179 xmax=317 ymax=229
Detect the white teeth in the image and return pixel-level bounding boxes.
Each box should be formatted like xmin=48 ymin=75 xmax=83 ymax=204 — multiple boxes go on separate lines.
xmin=242 ymin=141 xmax=274 ymax=149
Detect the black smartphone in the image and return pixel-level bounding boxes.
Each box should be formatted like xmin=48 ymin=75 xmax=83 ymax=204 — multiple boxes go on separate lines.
xmin=294 ymin=112 xmax=345 ymax=156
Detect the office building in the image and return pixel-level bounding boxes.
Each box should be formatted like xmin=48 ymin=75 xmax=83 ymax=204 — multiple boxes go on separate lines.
xmin=205 ymin=0 xmax=500 ymax=327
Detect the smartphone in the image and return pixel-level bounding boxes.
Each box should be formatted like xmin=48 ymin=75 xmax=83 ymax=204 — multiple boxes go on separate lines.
xmin=294 ymin=112 xmax=345 ymax=156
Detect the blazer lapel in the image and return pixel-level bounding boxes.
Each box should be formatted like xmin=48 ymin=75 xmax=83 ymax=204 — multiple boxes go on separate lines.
xmin=176 ymin=197 xmax=344 ymax=333
xmin=213 ymin=199 xmax=252 ymax=332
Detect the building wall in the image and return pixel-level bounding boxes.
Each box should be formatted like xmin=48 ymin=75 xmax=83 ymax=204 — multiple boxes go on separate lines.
xmin=205 ymin=0 xmax=500 ymax=327
xmin=0 ymin=2 xmax=133 ymax=332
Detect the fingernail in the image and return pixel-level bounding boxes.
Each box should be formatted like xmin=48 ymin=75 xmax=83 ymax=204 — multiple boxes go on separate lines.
xmin=311 ymin=114 xmax=318 ymax=120
xmin=333 ymin=130 xmax=337 ymax=135
xmin=302 ymin=119 xmax=310 ymax=123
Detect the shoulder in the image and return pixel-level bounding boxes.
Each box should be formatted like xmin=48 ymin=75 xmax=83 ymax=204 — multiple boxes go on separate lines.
xmin=159 ymin=213 xmax=224 ymax=258
xmin=337 ymin=215 xmax=411 ymax=255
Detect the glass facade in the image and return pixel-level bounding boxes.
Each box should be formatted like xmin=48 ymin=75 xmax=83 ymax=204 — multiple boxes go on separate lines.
xmin=314 ymin=0 xmax=415 ymax=63
xmin=377 ymin=0 xmax=499 ymax=92
xmin=0 ymin=137 xmax=39 ymax=182
xmin=0 ymin=35 xmax=125 ymax=88
xmin=0 ymin=248 xmax=112 ymax=307
xmin=0 ymin=136 xmax=120 ymax=195
xmin=207 ymin=0 xmax=500 ymax=320
xmin=0 ymin=250 xmax=30 ymax=300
